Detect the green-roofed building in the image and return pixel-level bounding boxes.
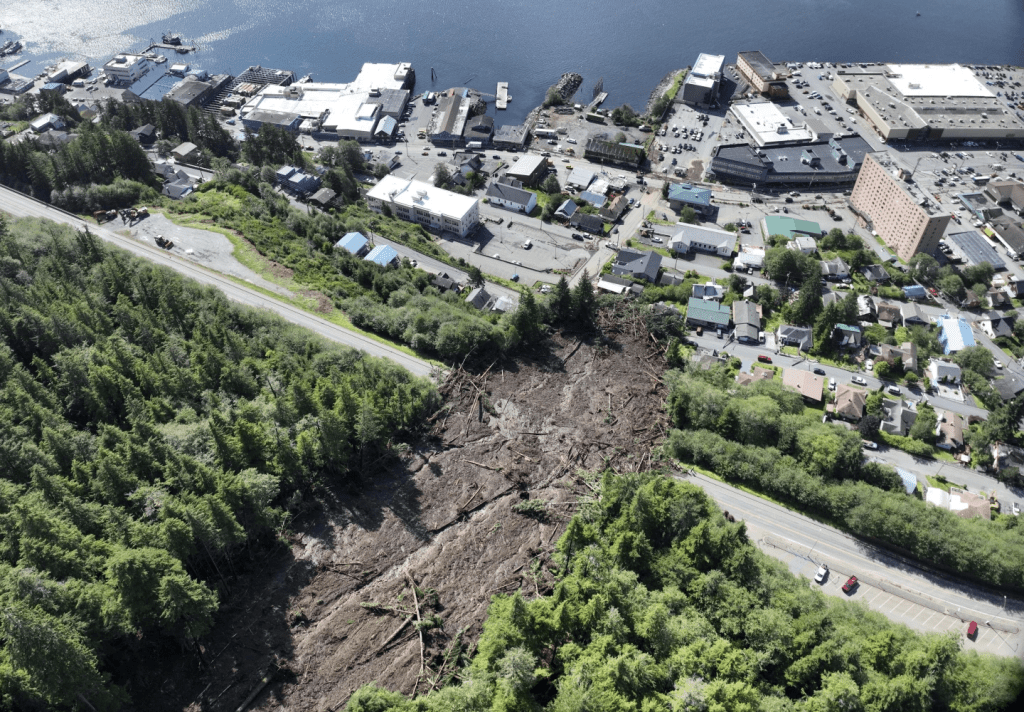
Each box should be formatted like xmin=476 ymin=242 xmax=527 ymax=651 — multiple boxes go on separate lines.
xmin=685 ymin=297 xmax=731 ymax=330
xmin=760 ymin=215 xmax=823 ymax=240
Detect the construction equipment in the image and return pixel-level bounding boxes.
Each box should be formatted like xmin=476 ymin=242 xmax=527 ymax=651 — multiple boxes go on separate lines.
xmin=155 ymin=236 xmax=174 ymax=250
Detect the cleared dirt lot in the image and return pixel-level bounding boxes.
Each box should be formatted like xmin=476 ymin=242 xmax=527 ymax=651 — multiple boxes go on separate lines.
xmin=125 ymin=302 xmax=669 ymax=712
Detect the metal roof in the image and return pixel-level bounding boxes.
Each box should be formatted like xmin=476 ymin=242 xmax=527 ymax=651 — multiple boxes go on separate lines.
xmin=946 ymin=230 xmax=1006 ymax=270
xmin=335 ymin=232 xmax=368 ymax=254
xmin=667 ymin=183 xmax=712 ymax=207
xmin=936 ymin=315 xmax=976 ymax=353
xmin=686 ymin=297 xmax=731 ymax=326
xmin=364 ymin=244 xmax=399 ymax=266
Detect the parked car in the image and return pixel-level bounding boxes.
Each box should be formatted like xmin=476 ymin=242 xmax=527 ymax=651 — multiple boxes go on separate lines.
xmin=829 ymin=377 xmax=837 ymax=391
xmin=758 ymin=355 xmax=773 ymax=364
xmin=852 ymin=376 xmax=867 ymax=386
xmin=842 ymin=575 xmax=858 ymax=594
xmin=967 ymin=621 xmax=978 ymax=639
xmin=813 ymin=367 xmax=826 ymax=375
xmin=814 ymin=564 xmax=828 ymax=583
xmin=862 ymin=440 xmax=879 ymax=450
xmin=886 ymin=385 xmax=901 ymax=396
xmin=994 ymin=359 xmax=1003 ymax=369
xmin=1013 ymin=502 xmax=1021 ymax=516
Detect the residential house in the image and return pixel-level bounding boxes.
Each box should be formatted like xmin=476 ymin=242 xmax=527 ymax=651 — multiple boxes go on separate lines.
xmin=734 ymin=246 xmax=765 ymax=271
xmin=822 ymin=291 xmax=842 ymax=308
xmin=364 ymin=244 xmax=400 ymax=268
xmin=287 ymin=170 xmax=320 ymax=195
xmin=832 ymin=384 xmax=867 ymax=421
xmin=129 ymin=123 xmax=157 ymax=145
xmin=737 ymin=366 xmax=774 ymax=386
xmin=658 ymin=272 xmax=686 ymax=287
xmin=977 ymin=313 xmax=1013 ymax=339
xmin=1004 ymin=277 xmax=1024 ymax=299
xmin=777 ymin=324 xmax=813 ymax=351
xmin=452 ymin=152 xmax=484 ymax=176
xmin=821 ymin=256 xmax=850 ymax=280
xmin=936 ymin=314 xmax=976 ymax=354
xmin=880 ymin=398 xmax=916 ymax=436
xmin=902 ymin=284 xmax=927 ymax=300
xmin=666 ymin=183 xmax=714 ymax=216
xmin=485 ymin=180 xmax=537 ymax=214
xmin=992 ymin=442 xmax=1024 ymax=471
xmin=29 ymin=113 xmax=65 ymax=133
xmin=732 ymin=300 xmax=761 ymax=343
xmin=856 ymin=295 xmax=876 ymax=320
xmin=554 ymin=199 xmax=578 ymax=221
xmin=873 ymin=342 xmax=918 ymax=372
xmin=692 ymin=282 xmax=724 ymax=301
xmin=961 ymin=291 xmax=983 ymax=310
xmin=335 ymin=232 xmax=369 ymax=256
xmin=988 ymin=290 xmax=1011 ymax=309
xmin=927 ymin=359 xmax=962 ymax=385
xmin=309 ymin=187 xmax=337 ymax=209
xmin=832 ymin=323 xmax=862 ymax=349
xmin=162 ymin=175 xmax=195 ymax=200
xmin=925 ymin=487 xmax=991 ymax=520
xmin=170 ymin=141 xmax=200 ymax=163
xmin=579 ymin=190 xmax=606 ymax=208
xmin=571 ymin=213 xmax=605 ymax=235
xmin=600 ymin=195 xmax=629 ymax=223
xmin=993 ymin=374 xmax=1024 ymax=403
xmin=900 ymin=302 xmax=929 ymax=327
xmin=465 ymin=286 xmax=493 ymax=310
xmin=668 ymin=223 xmax=735 ymax=257
xmin=431 ymin=272 xmax=460 ymax=293
xmin=782 ymin=368 xmax=824 ymax=402
xmin=596 ymin=274 xmax=634 ymax=294
xmin=787 ymin=235 xmax=818 ymax=255
xmin=876 ymin=301 xmax=902 ymax=328
xmin=685 ymin=297 xmax=731 ymax=331
xmin=935 ymin=410 xmax=964 ymax=451
xmin=611 ymin=249 xmax=661 ymax=282
xmin=861 ymin=264 xmax=890 ymax=282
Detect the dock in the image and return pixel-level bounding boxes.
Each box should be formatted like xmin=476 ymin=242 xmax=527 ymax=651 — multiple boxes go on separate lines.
xmin=496 ymin=82 xmax=508 ymax=109
xmin=6 ymin=59 xmax=28 ymax=72
xmin=585 ymin=91 xmax=608 ymax=113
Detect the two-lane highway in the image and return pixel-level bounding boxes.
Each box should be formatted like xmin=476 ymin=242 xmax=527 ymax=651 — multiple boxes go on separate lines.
xmin=0 ymin=186 xmax=435 ymax=378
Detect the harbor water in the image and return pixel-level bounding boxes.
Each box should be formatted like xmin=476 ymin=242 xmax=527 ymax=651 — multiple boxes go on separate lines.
xmin=2 ymin=0 xmax=1023 ymax=124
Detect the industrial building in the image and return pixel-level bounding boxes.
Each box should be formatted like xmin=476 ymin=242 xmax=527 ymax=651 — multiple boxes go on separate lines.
xmin=666 ymin=183 xmax=714 ymax=216
xmin=165 ymin=74 xmax=231 ymax=108
xmin=850 ymin=153 xmax=950 ymax=261
xmin=428 ymin=90 xmax=471 ymax=146
xmin=680 ymin=53 xmax=725 ymax=107
xmin=238 ymin=63 xmax=412 ymax=140
xmin=493 ymin=123 xmax=529 ymax=151
xmin=504 ymin=154 xmax=548 ymax=186
xmin=736 ymin=51 xmax=788 ymax=98
xmin=103 ymin=54 xmax=155 ymax=85
xmin=945 ymin=230 xmax=1006 ymax=270
xmin=708 ymin=135 xmax=872 ymax=186
xmin=584 ymin=138 xmax=645 ymax=168
xmin=366 ymin=175 xmax=480 ymax=237
xmin=730 ymin=102 xmax=814 ymax=147
xmin=957 ymin=180 xmax=1024 ymax=259
xmin=831 ymin=63 xmax=1024 ymax=141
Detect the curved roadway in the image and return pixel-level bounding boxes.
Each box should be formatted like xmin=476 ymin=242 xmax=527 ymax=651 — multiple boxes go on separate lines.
xmin=0 ymin=187 xmax=434 ymax=378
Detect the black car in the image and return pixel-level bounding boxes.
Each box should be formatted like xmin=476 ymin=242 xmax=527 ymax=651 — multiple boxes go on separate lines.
xmin=813 ymin=368 xmax=826 ymax=376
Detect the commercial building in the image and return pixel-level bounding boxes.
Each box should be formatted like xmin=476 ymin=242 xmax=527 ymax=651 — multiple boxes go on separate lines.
xmin=666 ymin=183 xmax=713 ymax=216
xmin=761 ymin=215 xmax=822 ymax=242
xmin=945 ymin=230 xmax=1006 ymax=270
xmin=831 ymin=63 xmax=1024 ymax=142
xmin=708 ymin=135 xmax=872 ymax=186
xmin=103 ymin=54 xmax=155 ymax=85
xmin=504 ymin=154 xmax=548 ymax=186
xmin=736 ymin=51 xmax=788 ymax=98
xmin=463 ymin=115 xmax=494 ymax=145
xmin=365 ymin=88 xmax=410 ymax=118
xmin=958 ymin=180 xmax=1024 ymax=259
xmin=485 ymin=179 xmax=537 ymax=214
xmin=668 ymin=223 xmax=734 ymax=257
xmin=366 ymin=175 xmax=480 ymax=237
xmin=850 ymin=153 xmax=950 ymax=261
xmin=428 ymin=90 xmax=471 ymax=147
xmin=730 ymin=102 xmax=814 ymax=147
xmin=493 ymin=123 xmax=529 ymax=151
xmin=680 ymin=53 xmax=725 ymax=107
xmin=165 ymin=75 xmax=231 ymax=108
xmin=584 ymin=138 xmax=645 ymax=168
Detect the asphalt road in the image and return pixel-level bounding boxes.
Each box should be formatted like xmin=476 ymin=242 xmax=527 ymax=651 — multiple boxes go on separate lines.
xmin=681 ymin=471 xmax=1023 ymax=654
xmin=0 ymin=186 xmax=435 ymax=378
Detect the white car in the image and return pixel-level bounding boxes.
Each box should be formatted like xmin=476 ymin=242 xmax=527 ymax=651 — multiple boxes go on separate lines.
xmin=862 ymin=440 xmax=879 ymax=450
xmin=852 ymin=376 xmax=867 ymax=386
xmin=814 ymin=564 xmax=828 ymax=583
xmin=994 ymin=359 xmax=1004 ymax=369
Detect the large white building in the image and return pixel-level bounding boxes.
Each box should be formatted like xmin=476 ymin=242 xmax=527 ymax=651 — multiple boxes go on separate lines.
xmin=832 ymin=63 xmax=1024 ymax=141
xmin=680 ymin=53 xmax=725 ymax=107
xmin=366 ymin=175 xmax=480 ymax=237
xmin=103 ymin=54 xmax=154 ymax=85
xmin=239 ymin=63 xmax=412 ymax=139
xmin=730 ymin=101 xmax=815 ymax=146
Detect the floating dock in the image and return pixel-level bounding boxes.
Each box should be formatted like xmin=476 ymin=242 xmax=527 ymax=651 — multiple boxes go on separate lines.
xmin=496 ymin=82 xmax=508 ymax=109
xmin=585 ymin=91 xmax=608 ymax=114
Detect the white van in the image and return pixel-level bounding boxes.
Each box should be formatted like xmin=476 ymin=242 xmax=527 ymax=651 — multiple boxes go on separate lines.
xmin=886 ymin=385 xmax=901 ymax=396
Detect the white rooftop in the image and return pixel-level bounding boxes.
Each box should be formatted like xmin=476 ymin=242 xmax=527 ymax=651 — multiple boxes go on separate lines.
xmin=886 ymin=63 xmax=993 ymax=98
xmin=507 ymin=154 xmax=546 ymax=177
xmin=731 ymin=102 xmax=814 ymax=146
xmin=692 ymin=53 xmax=725 ymax=78
xmin=368 ymin=175 xmax=478 ymax=221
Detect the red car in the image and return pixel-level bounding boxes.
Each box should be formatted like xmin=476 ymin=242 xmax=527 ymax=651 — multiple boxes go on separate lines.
xmin=967 ymin=621 xmax=978 ymax=638
xmin=758 ymin=355 xmax=773 ymax=364
xmin=842 ymin=575 xmax=858 ymax=594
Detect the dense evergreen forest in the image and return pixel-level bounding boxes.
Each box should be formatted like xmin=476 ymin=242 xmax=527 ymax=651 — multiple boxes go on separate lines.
xmin=345 ymin=471 xmax=1024 ymax=711
xmin=0 ymin=215 xmax=438 ymax=710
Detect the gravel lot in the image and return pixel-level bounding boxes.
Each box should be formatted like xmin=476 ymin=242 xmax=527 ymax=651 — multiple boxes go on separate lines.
xmin=130 ymin=213 xmax=295 ymax=298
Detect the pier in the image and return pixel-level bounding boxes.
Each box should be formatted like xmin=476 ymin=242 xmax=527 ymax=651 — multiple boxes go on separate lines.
xmin=496 ymin=82 xmax=508 ymax=109
xmin=585 ymin=91 xmax=608 ymax=113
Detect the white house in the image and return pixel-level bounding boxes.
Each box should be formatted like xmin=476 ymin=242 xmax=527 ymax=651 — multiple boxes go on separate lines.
xmin=787 ymin=235 xmax=818 ymax=255
xmin=668 ymin=223 xmax=734 ymax=257
xmin=484 ymin=180 xmax=537 ymax=214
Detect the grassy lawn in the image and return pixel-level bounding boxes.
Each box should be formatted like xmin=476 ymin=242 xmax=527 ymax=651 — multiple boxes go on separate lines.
xmin=624 ymin=239 xmax=672 ymax=260
xmin=645 ymin=210 xmax=676 ymax=226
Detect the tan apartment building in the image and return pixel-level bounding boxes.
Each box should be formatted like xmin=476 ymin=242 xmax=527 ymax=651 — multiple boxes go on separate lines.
xmin=850 ymin=153 xmax=950 ymax=261
xmin=736 ymin=51 xmax=788 ymax=98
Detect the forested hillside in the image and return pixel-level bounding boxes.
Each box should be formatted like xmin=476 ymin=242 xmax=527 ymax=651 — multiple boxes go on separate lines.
xmin=346 ymin=471 xmax=1024 ymax=711
xmin=0 ymin=215 xmax=437 ymax=710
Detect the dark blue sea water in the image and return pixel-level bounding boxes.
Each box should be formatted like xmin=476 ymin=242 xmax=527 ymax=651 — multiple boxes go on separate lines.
xmin=3 ymin=0 xmax=1024 ymax=124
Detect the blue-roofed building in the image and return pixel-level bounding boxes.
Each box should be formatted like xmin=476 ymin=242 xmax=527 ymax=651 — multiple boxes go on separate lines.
xmin=936 ymin=314 xmax=976 ymax=354
xmin=667 ymin=183 xmax=714 ymax=217
xmin=555 ymin=199 xmax=578 ymax=221
xmin=895 ymin=468 xmax=918 ymax=495
xmin=40 ymin=82 xmax=66 ymax=95
xmin=903 ymin=284 xmax=927 ymax=300
xmin=276 ymin=165 xmax=297 ymax=185
xmin=335 ymin=232 xmax=369 ymax=256
xmin=365 ymin=244 xmax=400 ymax=268
xmin=579 ymin=190 xmax=606 ymax=208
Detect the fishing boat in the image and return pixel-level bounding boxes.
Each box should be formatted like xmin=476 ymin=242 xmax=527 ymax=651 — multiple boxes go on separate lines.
xmin=162 ymin=33 xmax=182 ymax=46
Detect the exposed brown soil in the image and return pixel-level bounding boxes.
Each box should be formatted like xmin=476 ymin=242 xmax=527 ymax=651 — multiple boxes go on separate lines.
xmin=125 ymin=302 xmax=668 ymax=712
